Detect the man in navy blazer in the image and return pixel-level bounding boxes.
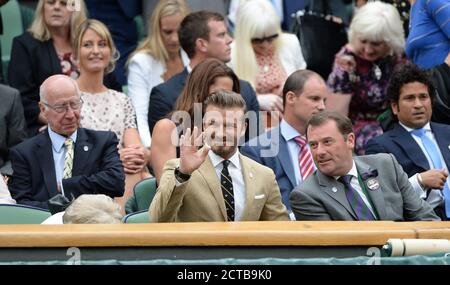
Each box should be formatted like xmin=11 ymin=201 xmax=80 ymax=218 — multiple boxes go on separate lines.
xmin=241 ymin=70 xmax=329 ymax=217
xmin=365 ymin=64 xmax=450 ymax=219
xmin=148 ymin=11 xmax=260 ymax=135
xmin=9 ymin=75 xmax=125 ymax=209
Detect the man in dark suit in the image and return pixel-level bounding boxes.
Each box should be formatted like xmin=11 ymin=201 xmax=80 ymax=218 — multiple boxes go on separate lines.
xmin=366 ymin=63 xmax=450 ymax=220
xmin=241 ymin=70 xmax=328 ymax=217
xmin=9 ymin=75 xmax=125 ymax=209
xmin=289 ymin=111 xmax=439 ymax=221
xmin=148 ymin=10 xmax=260 ymax=135
xmin=0 ymin=84 xmax=28 ymax=176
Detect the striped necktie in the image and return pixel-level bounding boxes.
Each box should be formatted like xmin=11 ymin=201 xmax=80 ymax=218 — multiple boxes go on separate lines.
xmin=339 ymin=175 xmax=376 ymax=221
xmin=294 ymin=135 xmax=314 ymax=180
xmin=221 ymin=160 xmax=235 ymax=221
xmin=63 ymin=138 xmax=74 ymax=179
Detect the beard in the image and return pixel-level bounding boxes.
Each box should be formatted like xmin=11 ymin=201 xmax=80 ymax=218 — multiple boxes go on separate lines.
xmin=211 ymin=145 xmax=237 ymax=159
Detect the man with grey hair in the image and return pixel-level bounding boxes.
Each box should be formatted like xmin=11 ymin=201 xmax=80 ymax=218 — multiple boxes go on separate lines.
xmin=63 ymin=194 xmax=123 ymax=224
xmin=9 ymin=75 xmax=125 ymax=209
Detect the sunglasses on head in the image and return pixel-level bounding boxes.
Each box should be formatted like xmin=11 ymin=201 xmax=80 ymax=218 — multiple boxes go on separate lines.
xmin=251 ymin=34 xmax=279 ymax=44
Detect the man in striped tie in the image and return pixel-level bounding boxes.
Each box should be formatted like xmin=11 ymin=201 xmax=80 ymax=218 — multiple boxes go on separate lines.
xmin=9 ymin=75 xmax=125 ymax=209
xmin=150 ymin=90 xmax=289 ymax=222
xmin=241 ymin=70 xmax=329 ymax=219
xmin=290 ymin=111 xmax=439 ymax=221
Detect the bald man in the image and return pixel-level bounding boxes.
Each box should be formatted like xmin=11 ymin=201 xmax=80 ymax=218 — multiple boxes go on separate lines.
xmin=9 ymin=75 xmax=125 ymax=209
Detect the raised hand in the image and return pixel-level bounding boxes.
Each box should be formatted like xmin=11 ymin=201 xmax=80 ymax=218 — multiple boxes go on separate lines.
xmin=179 ymin=126 xmax=210 ymax=174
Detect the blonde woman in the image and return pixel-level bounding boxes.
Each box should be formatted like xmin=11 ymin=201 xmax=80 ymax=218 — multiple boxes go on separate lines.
xmin=8 ymin=0 xmax=87 ymax=135
xmin=73 ymin=20 xmax=150 ymax=211
xmin=230 ymin=0 xmax=306 ymax=128
xmin=127 ymin=0 xmax=190 ymax=150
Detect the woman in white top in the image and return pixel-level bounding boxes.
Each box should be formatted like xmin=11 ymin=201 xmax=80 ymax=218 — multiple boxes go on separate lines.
xmin=229 ymin=0 xmax=306 ymax=128
xmin=74 ymin=20 xmax=149 ymax=211
xmin=127 ymin=0 xmax=190 ymax=149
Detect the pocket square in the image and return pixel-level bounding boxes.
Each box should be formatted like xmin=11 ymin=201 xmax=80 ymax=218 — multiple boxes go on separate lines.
xmin=254 ymin=194 xmax=265 ymax=200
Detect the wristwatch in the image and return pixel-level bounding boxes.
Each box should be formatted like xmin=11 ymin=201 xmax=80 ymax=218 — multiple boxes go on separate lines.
xmin=174 ymin=166 xmax=191 ymax=183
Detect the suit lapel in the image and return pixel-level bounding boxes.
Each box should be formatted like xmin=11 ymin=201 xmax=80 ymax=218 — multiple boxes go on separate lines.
xmin=354 ymin=157 xmax=387 ymax=220
xmin=277 ymin=130 xmax=297 ymax=188
xmin=317 ymin=171 xmax=357 ymax=220
xmin=198 ymin=157 xmax=227 ymax=220
xmin=37 ymin=131 xmax=58 ymax=197
xmin=431 ymin=123 xmax=450 ymax=169
xmin=391 ymin=124 xmax=430 ymax=170
xmin=239 ymin=155 xmax=255 ymax=220
xmin=71 ymin=129 xmax=93 ymax=176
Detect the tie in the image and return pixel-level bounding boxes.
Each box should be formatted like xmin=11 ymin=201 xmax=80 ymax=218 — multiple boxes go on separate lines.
xmin=63 ymin=138 xmax=74 ymax=179
xmin=221 ymin=160 xmax=235 ymax=221
xmin=294 ymin=135 xmax=314 ymax=180
xmin=339 ymin=175 xmax=376 ymax=221
xmin=411 ymin=128 xmax=450 ymax=217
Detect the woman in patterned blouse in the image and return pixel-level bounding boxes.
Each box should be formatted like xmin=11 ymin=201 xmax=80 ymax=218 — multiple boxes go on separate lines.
xmin=73 ymin=19 xmax=150 ymax=211
xmin=326 ymin=2 xmax=405 ymax=155
xmin=229 ymin=0 xmax=306 ymax=129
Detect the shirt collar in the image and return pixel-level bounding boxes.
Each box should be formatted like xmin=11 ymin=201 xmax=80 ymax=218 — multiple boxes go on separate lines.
xmin=208 ymin=149 xmax=241 ymax=170
xmin=186 ymin=64 xmax=193 ymax=73
xmin=334 ymin=160 xmax=358 ymax=180
xmin=399 ymin=122 xmax=431 ymax=133
xmin=280 ymin=119 xmax=303 ymax=142
xmin=48 ymin=127 xmax=77 ymax=153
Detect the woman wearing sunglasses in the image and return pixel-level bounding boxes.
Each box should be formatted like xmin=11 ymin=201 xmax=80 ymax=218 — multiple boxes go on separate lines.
xmin=229 ymin=0 xmax=306 ymax=129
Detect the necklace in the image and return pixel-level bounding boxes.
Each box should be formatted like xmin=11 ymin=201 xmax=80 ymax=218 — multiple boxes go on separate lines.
xmin=373 ymin=64 xmax=382 ymax=80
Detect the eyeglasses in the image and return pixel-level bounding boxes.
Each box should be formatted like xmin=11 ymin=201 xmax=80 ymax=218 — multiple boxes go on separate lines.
xmin=43 ymin=99 xmax=83 ymax=113
xmin=251 ymin=34 xmax=279 ymax=44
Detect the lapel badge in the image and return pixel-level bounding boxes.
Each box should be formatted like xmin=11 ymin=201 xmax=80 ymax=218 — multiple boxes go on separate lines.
xmin=83 ymin=146 xmax=89 ymax=152
xmin=331 ymin=187 xmax=338 ymax=193
xmin=366 ymin=178 xmax=380 ymax=191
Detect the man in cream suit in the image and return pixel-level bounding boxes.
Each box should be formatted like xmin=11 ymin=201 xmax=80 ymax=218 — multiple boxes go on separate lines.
xmin=150 ymin=91 xmax=289 ymax=222
xmin=289 ymin=111 xmax=439 ymax=221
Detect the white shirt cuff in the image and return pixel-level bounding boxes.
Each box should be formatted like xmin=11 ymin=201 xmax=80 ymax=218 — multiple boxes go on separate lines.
xmin=409 ymin=174 xmax=427 ymax=199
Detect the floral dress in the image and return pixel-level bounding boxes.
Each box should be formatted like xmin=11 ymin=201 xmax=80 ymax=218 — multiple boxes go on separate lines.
xmin=80 ymin=89 xmax=137 ymax=147
xmin=327 ymin=45 xmax=403 ymax=155
xmin=58 ymin=52 xmax=79 ymax=79
xmin=255 ymin=51 xmax=287 ymax=129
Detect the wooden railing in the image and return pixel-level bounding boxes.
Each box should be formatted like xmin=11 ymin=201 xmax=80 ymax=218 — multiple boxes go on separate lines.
xmin=0 ymin=221 xmax=449 ymax=248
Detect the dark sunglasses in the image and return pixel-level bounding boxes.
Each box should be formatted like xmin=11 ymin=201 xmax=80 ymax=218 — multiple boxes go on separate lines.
xmin=251 ymin=34 xmax=279 ymax=44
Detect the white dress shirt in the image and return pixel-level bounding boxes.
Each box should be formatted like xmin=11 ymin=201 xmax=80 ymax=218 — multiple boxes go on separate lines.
xmin=127 ymin=50 xmax=189 ymax=148
xmin=400 ymin=122 xmax=447 ymax=208
xmin=280 ymin=120 xmax=315 ymax=186
xmin=208 ymin=150 xmax=246 ymax=221
xmin=0 ymin=177 xmax=15 ymax=204
xmin=336 ymin=161 xmax=377 ymax=218
xmin=48 ymin=127 xmax=77 ymax=196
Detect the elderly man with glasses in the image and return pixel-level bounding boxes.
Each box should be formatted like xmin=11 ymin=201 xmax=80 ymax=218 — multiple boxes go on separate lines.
xmin=8 ymin=75 xmax=125 ymax=210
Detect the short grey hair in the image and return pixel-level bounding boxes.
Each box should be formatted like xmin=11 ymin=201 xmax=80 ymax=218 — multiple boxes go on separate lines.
xmin=39 ymin=75 xmax=80 ymax=104
xmin=63 ymin=194 xmax=123 ymax=224
xmin=348 ymin=1 xmax=404 ymax=56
